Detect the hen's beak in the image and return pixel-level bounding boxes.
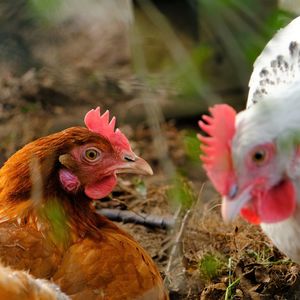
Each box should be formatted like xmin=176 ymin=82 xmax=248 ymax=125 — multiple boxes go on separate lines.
xmin=116 ymin=155 xmax=153 ymax=176
xmin=221 ymin=184 xmax=252 ymax=222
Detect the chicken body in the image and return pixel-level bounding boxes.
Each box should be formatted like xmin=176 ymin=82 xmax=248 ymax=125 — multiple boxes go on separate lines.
xmin=199 ymin=17 xmax=300 ymax=262
xmin=0 ymin=264 xmax=68 ymax=300
xmin=0 ymin=109 xmax=167 ymax=299
xmin=0 ymin=218 xmax=164 ymax=299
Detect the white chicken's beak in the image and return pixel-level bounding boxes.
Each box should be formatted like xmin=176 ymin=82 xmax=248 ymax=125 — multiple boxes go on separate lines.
xmin=221 ymin=184 xmax=252 ymax=222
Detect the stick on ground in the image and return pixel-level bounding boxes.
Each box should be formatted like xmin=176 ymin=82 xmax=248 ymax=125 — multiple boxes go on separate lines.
xmin=97 ymin=208 xmax=175 ymax=230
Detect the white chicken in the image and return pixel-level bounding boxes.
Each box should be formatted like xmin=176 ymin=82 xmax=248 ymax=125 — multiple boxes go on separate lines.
xmin=198 ymin=16 xmax=300 ymax=262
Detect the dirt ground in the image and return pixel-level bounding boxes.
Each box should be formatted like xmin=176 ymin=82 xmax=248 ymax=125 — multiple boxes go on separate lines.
xmin=0 ymin=7 xmax=300 ymax=299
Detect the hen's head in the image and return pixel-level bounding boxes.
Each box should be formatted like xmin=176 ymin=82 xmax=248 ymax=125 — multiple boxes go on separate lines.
xmin=56 ymin=107 xmax=152 ymax=200
xmin=198 ymin=16 xmax=300 ymax=225
xmin=198 ymin=102 xmax=298 ymax=225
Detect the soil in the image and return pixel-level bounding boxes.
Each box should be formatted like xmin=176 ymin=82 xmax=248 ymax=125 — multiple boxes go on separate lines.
xmin=0 ymin=7 xmax=300 ymax=299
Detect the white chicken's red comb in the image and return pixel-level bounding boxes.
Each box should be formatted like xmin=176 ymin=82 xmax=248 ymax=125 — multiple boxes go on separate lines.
xmin=84 ymin=107 xmax=131 ymax=151
xmin=198 ymin=104 xmax=236 ymax=195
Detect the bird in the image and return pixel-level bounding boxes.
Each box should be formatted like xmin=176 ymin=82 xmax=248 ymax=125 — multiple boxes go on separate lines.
xmin=0 ymin=263 xmax=69 ymax=300
xmin=0 ymin=107 xmax=168 ymax=299
xmin=198 ymin=16 xmax=300 ymax=263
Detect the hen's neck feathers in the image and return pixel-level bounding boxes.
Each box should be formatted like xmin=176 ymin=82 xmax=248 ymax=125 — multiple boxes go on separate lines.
xmin=0 ymin=127 xmax=118 ymax=243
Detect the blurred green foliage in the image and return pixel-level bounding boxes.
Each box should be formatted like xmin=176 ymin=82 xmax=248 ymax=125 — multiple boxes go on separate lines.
xmin=242 ymin=9 xmax=294 ymax=66
xmin=27 ymin=0 xmax=62 ymax=22
xmin=168 ymin=173 xmax=196 ymax=209
xmin=199 ymin=0 xmax=292 ymax=66
xmin=198 ymin=252 xmax=226 ymax=280
xmin=133 ymin=178 xmax=148 ymax=198
xmin=20 ymin=102 xmax=42 ymax=114
xmin=183 ymin=130 xmax=201 ymax=162
xmin=135 ymin=0 xmax=294 ymax=102
xmin=172 ymin=45 xmax=213 ymax=100
xmin=40 ymin=199 xmax=70 ymax=247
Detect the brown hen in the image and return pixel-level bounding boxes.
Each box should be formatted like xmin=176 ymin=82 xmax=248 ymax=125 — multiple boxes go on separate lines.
xmin=0 ymin=108 xmax=167 ymax=299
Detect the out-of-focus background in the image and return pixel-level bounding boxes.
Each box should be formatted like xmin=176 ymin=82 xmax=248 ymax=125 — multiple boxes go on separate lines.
xmin=0 ymin=1 xmax=299 ymax=299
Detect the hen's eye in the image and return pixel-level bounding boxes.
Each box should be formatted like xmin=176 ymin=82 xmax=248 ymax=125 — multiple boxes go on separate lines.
xmin=250 ymin=148 xmax=271 ymax=167
xmin=84 ymin=148 xmax=101 ymax=162
xmin=247 ymin=143 xmax=274 ymax=168
xmin=252 ymin=150 xmax=266 ymax=163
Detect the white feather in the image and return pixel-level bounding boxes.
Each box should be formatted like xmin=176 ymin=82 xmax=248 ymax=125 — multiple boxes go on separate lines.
xmin=247 ymin=16 xmax=300 ymax=108
xmin=261 ymin=207 xmax=300 ymax=263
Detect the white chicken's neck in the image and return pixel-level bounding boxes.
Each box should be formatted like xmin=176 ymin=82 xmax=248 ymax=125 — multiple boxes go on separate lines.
xmin=261 ymin=208 xmax=300 ymax=263
xmin=260 ymin=180 xmax=300 ymax=262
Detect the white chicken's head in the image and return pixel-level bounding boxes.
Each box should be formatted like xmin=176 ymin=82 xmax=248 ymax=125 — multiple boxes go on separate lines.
xmin=198 ymin=16 xmax=300 ymax=225
xmin=198 ymin=94 xmax=300 ymax=225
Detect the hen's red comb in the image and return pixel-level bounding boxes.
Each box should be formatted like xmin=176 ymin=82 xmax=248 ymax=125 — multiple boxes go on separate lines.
xmin=84 ymin=107 xmax=131 ymax=151
xmin=198 ymin=104 xmax=236 ymax=195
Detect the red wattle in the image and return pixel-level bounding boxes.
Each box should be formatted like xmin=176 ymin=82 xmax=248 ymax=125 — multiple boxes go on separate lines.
xmin=85 ymin=175 xmax=117 ymax=199
xmin=241 ymin=180 xmax=296 ymax=224
xmin=258 ymin=179 xmax=296 ymax=223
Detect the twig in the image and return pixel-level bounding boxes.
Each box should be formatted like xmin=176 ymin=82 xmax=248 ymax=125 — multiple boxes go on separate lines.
xmin=164 ymin=207 xmax=192 ymax=294
xmin=97 ymin=208 xmax=175 ymax=230
xmin=166 ymin=208 xmax=191 ymax=271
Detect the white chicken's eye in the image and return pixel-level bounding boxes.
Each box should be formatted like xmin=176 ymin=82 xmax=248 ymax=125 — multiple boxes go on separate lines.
xmin=247 ymin=143 xmax=274 ymax=168
xmin=84 ymin=148 xmax=101 ymax=162
xmin=252 ymin=149 xmax=267 ymax=165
